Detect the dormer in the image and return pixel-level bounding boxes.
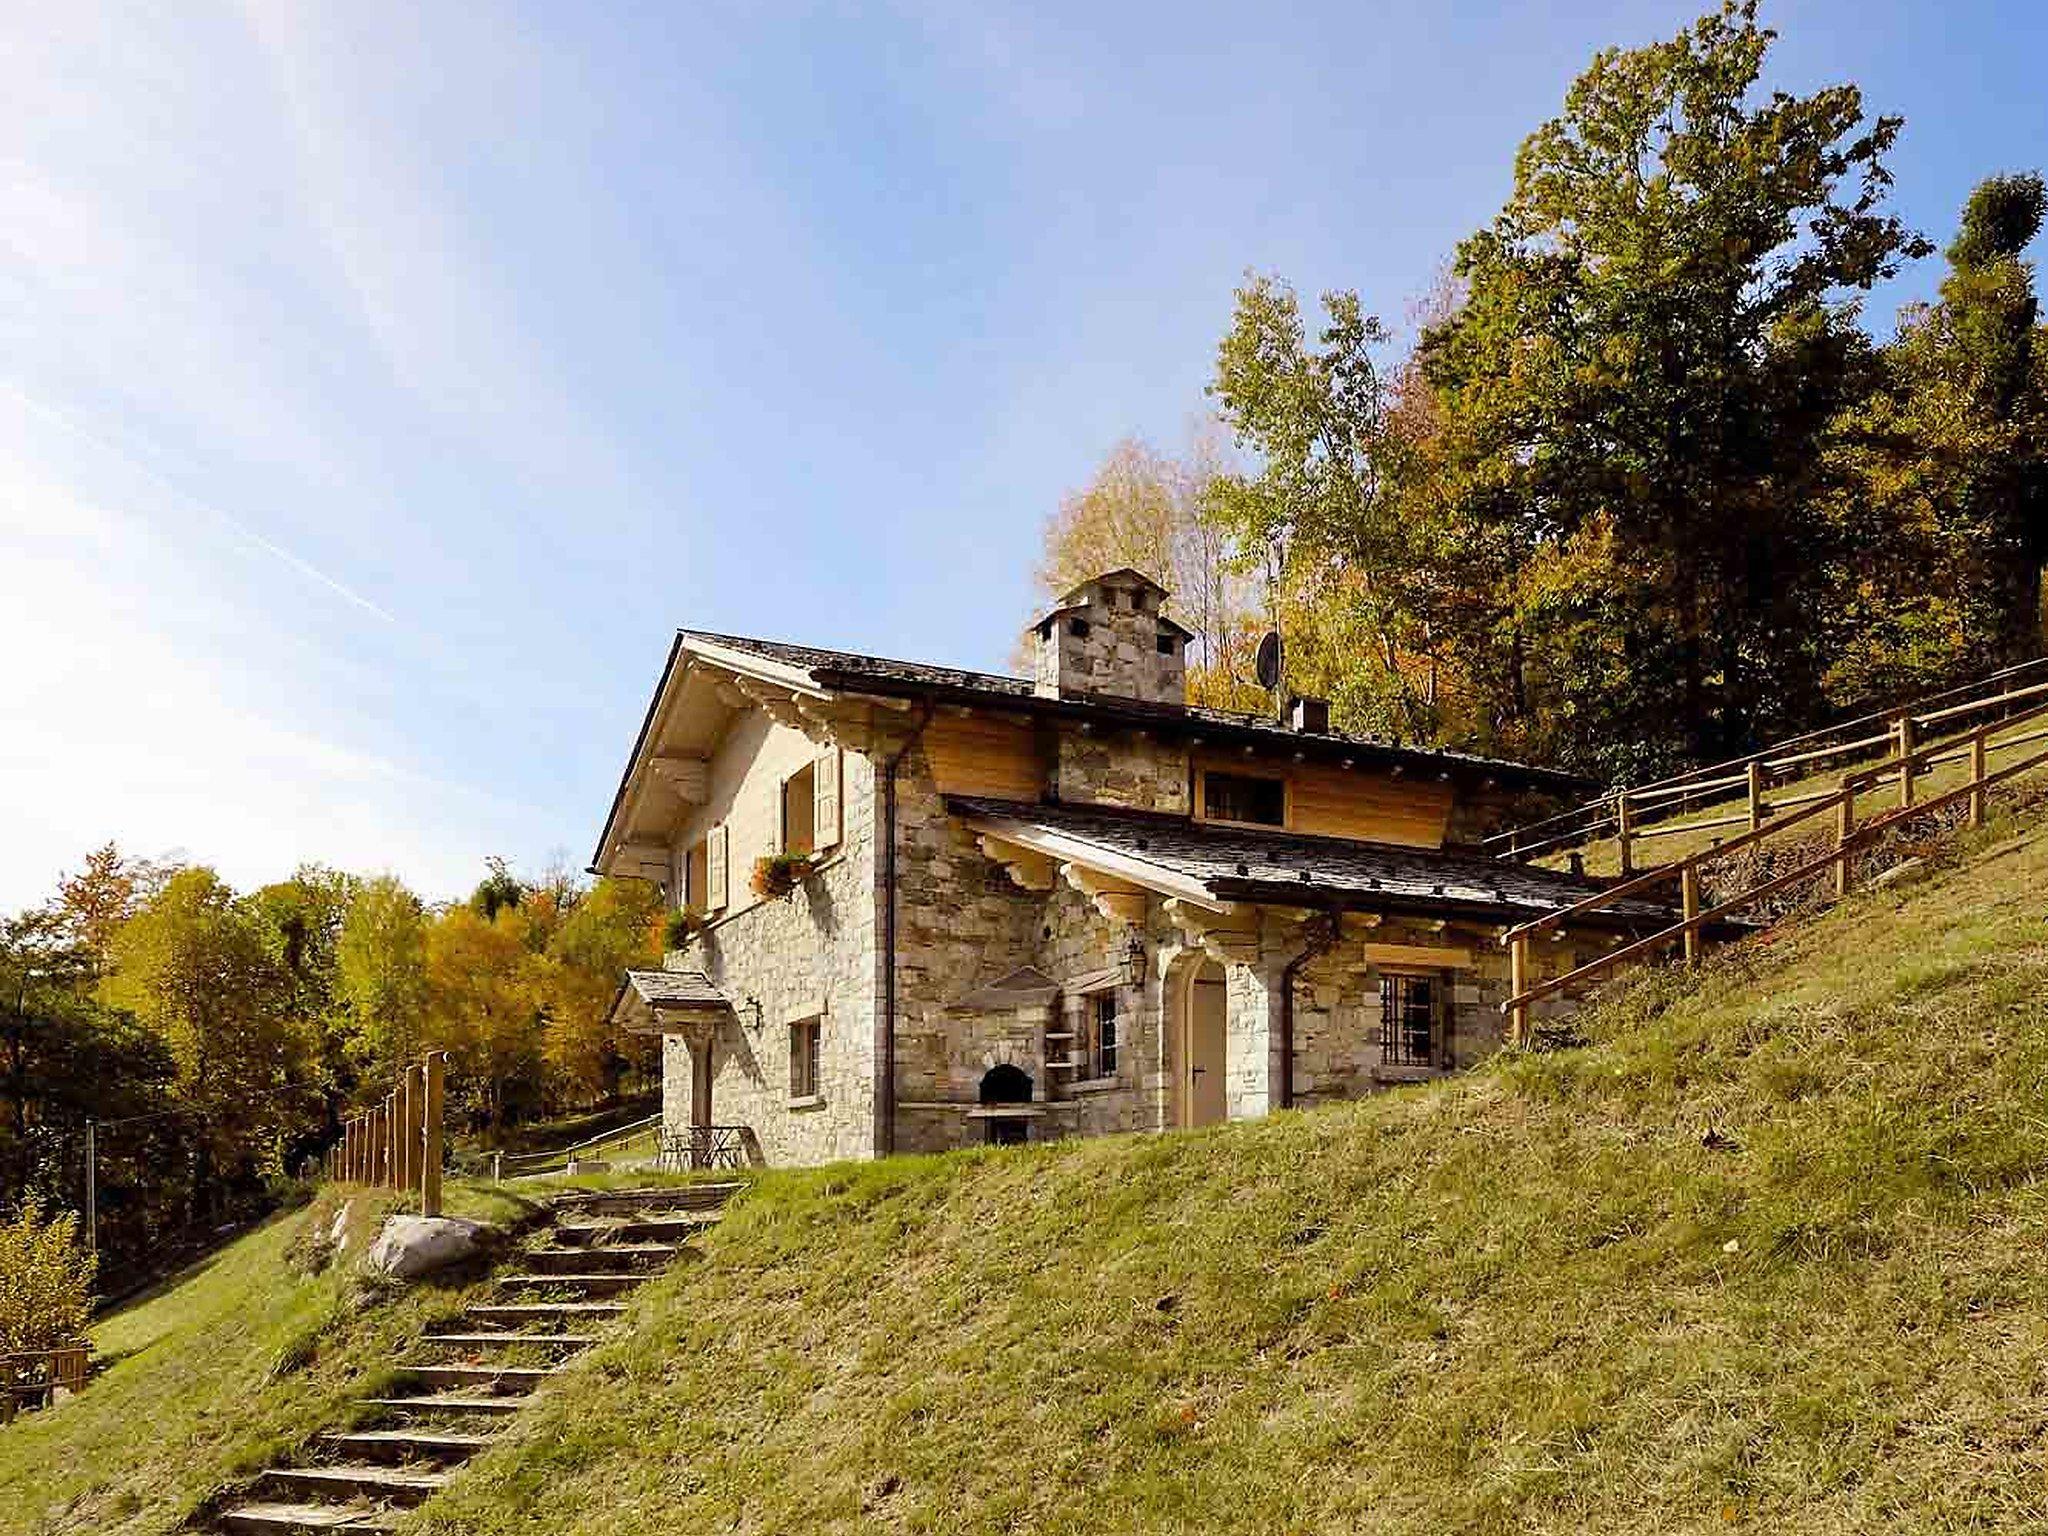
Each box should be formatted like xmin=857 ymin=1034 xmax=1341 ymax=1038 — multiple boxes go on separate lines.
xmin=1028 ymin=568 xmax=1191 ymax=707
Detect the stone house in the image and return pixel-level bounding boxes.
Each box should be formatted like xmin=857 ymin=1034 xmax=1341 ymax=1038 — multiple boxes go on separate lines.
xmin=594 ymin=568 xmax=1658 ymax=1168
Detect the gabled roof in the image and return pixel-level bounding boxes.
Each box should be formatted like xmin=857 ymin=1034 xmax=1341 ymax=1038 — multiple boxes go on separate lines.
xmin=675 ymin=629 xmax=1588 ymax=792
xmin=607 ymin=968 xmax=735 ymax=1035
xmin=949 ymin=795 xmax=1674 ymax=929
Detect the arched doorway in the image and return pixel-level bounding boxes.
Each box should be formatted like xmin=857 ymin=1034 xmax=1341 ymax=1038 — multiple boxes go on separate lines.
xmin=978 ymin=1063 xmax=1033 ymax=1146
xmin=1178 ymin=958 xmax=1227 ymax=1128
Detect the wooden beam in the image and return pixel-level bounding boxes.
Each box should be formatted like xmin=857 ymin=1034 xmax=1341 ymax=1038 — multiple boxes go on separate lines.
xmin=977 ymin=834 xmax=1057 ymax=891
xmin=647 ymin=755 xmax=710 ymax=803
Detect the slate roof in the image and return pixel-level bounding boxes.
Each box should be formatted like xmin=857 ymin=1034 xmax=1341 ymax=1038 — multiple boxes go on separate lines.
xmin=620 ymin=969 xmax=732 ymax=1011
xmin=680 ymin=629 xmax=1586 ymax=793
xmin=948 ymin=795 xmax=1676 ymax=929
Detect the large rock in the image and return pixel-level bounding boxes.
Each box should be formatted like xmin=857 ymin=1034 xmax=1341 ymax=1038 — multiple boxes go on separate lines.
xmin=365 ymin=1215 xmax=489 ymax=1280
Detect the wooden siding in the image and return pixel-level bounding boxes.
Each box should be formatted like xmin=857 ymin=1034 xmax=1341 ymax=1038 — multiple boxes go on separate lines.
xmin=1195 ymin=754 xmax=1451 ymax=848
xmin=926 ymin=713 xmax=1045 ymax=801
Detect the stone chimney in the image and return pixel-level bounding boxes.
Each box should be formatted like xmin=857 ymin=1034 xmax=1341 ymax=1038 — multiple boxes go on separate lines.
xmin=1029 ymin=568 xmax=1190 ymax=706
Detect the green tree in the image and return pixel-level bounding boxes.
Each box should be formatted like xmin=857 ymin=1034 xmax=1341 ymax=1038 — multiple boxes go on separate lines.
xmin=101 ymin=869 xmax=308 ymax=1215
xmin=336 ymin=876 xmax=431 ymax=1072
xmin=0 ymin=1195 xmax=95 ymax=1353
xmin=1829 ymin=172 xmax=2047 ymax=698
xmin=537 ymin=877 xmax=663 ymax=1104
xmin=1413 ymin=1 xmax=1926 ymax=773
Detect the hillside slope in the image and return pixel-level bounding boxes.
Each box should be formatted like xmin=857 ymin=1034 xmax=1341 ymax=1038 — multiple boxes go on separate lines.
xmin=415 ymin=819 xmax=2048 ymax=1536
xmin=10 ymin=815 xmax=2048 ymax=1534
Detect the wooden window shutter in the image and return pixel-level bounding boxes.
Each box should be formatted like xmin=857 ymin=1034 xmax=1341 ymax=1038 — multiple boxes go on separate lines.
xmin=707 ymin=824 xmax=728 ymax=910
xmin=814 ymin=744 xmax=841 ymax=848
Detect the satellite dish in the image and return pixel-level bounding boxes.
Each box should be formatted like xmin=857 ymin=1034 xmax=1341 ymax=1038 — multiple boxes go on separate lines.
xmin=1254 ymin=630 xmax=1284 ymax=691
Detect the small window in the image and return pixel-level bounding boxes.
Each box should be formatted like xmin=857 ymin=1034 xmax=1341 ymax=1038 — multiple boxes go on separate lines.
xmin=1155 ymin=631 xmax=1176 ymax=656
xmin=1203 ymin=771 xmax=1286 ymax=827
xmin=1039 ymin=620 xmax=1053 ymax=641
xmin=1089 ymin=992 xmax=1119 ymax=1079
xmin=1379 ymin=973 xmax=1438 ymax=1067
xmin=789 ymin=1018 xmax=821 ymax=1099
xmin=685 ymin=839 xmax=708 ymax=912
xmin=781 ymin=762 xmax=816 ymax=857
xmin=1068 ymin=616 xmax=1091 ymax=638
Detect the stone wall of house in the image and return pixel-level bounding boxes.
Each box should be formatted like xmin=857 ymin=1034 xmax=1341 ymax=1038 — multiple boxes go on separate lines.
xmin=663 ymin=739 xmax=882 ymax=1168
xmin=1054 ymin=727 xmax=1191 ymax=814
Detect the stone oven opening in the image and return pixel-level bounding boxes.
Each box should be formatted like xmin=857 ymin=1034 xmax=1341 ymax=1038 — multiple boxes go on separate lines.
xmin=978 ymin=1063 xmax=1034 ymax=1146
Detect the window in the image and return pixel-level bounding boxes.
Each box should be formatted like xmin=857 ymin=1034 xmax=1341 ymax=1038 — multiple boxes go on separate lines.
xmin=1068 ymin=616 xmax=1091 ymax=638
xmin=1202 ymin=770 xmax=1287 ymax=827
xmin=1089 ymin=991 xmax=1120 ymax=1079
xmin=789 ymin=1018 xmax=821 ymax=1100
xmin=1155 ymin=631 xmax=1177 ymax=656
xmin=684 ymin=839 xmax=708 ymax=912
xmin=781 ymin=762 xmax=816 ymax=857
xmin=1379 ymin=973 xmax=1438 ymax=1067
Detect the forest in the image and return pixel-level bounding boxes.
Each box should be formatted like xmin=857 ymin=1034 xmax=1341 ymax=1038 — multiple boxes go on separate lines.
xmin=1036 ymin=3 xmax=2047 ymax=788
xmin=6 ymin=1 xmax=2047 ymax=1305
xmin=0 ymin=846 xmax=663 ymax=1301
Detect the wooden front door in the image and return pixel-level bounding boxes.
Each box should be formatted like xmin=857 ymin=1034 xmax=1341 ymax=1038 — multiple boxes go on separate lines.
xmin=1185 ymin=967 xmax=1227 ymax=1127
xmin=689 ymin=1039 xmax=714 ymax=1130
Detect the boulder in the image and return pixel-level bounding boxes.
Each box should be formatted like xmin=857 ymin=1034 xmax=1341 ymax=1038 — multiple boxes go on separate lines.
xmin=365 ymin=1215 xmax=488 ymax=1280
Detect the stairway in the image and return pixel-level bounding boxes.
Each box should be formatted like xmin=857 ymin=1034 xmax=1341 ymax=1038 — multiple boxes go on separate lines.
xmin=214 ymin=1183 xmax=741 ymax=1535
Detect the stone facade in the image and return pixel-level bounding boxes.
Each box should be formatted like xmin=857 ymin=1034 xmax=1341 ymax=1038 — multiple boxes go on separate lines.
xmin=661 ymin=730 xmax=881 ymax=1167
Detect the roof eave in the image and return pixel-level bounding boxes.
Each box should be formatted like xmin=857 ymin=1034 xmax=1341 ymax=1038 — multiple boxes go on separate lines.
xmin=813 ymin=668 xmax=1589 ymax=794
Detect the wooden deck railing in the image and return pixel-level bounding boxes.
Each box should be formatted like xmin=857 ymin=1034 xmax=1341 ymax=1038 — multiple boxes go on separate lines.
xmin=322 ymin=1052 xmax=447 ymax=1217
xmin=1500 ymin=697 xmax=2048 ymax=1041
xmin=657 ymin=1125 xmax=748 ymax=1172
xmin=495 ymin=1112 xmax=663 ymax=1180
xmin=1487 ymin=655 xmax=2048 ymax=871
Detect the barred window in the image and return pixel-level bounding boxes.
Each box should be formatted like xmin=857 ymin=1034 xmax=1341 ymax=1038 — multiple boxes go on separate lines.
xmin=1090 ymin=992 xmax=1119 ymax=1079
xmin=1379 ymin=973 xmax=1438 ymax=1067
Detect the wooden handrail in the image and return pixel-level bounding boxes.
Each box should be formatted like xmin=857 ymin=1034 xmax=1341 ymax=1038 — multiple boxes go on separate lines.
xmin=1501 ymin=726 xmax=2048 ymax=1023
xmin=1486 ymin=655 xmax=2048 ymax=855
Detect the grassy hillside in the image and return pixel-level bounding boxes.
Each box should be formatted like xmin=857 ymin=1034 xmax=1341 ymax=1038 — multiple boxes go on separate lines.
xmin=13 ymin=814 xmax=2048 ymax=1533
xmin=0 ymin=1182 xmax=540 ymax=1535
xmin=415 ymin=816 xmax=2048 ymax=1535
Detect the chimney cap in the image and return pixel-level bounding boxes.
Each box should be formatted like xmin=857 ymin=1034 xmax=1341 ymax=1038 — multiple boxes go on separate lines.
xmin=1288 ymin=695 xmax=1332 ymax=734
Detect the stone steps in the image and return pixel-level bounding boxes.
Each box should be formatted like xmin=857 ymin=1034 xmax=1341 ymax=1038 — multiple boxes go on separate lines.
xmin=395 ymin=1363 xmax=560 ymax=1392
xmin=520 ymin=1242 xmax=682 ymax=1273
xmin=320 ymin=1429 xmax=495 ymax=1464
xmin=354 ymin=1393 xmax=526 ymax=1418
xmin=545 ymin=1183 xmax=743 ymax=1217
xmin=219 ymin=1501 xmax=396 ymax=1533
xmin=464 ymin=1301 xmax=627 ymax=1324
xmin=419 ymin=1332 xmax=600 ymax=1352
xmin=262 ymin=1465 xmax=446 ymax=1507
xmin=553 ymin=1212 xmax=717 ymax=1245
xmin=494 ymin=1270 xmax=648 ymax=1296
xmin=210 ymin=1179 xmax=740 ymax=1533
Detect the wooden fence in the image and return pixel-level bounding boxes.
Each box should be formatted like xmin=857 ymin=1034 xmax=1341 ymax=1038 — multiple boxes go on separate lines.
xmin=323 ymin=1052 xmax=447 ymax=1218
xmin=0 ymin=1344 xmax=90 ymax=1424
xmin=1500 ymin=697 xmax=2048 ymax=1042
xmin=1487 ymin=655 xmax=2048 ymax=872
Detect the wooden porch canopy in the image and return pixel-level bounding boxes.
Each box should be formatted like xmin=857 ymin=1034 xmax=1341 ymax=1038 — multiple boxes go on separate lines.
xmin=609 ymin=969 xmax=737 ymax=1037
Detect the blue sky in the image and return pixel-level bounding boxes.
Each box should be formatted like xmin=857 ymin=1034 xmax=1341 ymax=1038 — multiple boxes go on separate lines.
xmin=2 ymin=0 xmax=2042 ymax=908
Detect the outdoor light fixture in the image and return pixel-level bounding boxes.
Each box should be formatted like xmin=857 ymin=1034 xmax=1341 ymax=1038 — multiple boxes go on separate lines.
xmin=742 ymin=996 xmax=764 ymax=1031
xmin=1123 ymin=929 xmax=1148 ymax=987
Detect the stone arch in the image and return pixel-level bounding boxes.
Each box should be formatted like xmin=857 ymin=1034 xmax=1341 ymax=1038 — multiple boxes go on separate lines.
xmin=978 ymin=1062 xmax=1033 ymax=1105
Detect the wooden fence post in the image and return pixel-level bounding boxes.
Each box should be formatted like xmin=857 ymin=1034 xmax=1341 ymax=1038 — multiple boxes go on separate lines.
xmin=1508 ymin=933 xmax=1530 ymax=1047
xmin=1834 ymin=778 xmax=1856 ymax=899
xmin=1969 ymin=725 xmax=1988 ymax=829
xmin=1746 ymin=760 xmax=1764 ymax=831
xmin=1681 ymin=863 xmax=1701 ymax=965
xmin=422 ymin=1053 xmax=445 ymax=1218
xmin=1896 ymin=714 xmax=1917 ymax=808
xmin=1615 ymin=792 xmax=1634 ymax=879
xmin=342 ymin=1119 xmax=353 ymax=1183
xmin=401 ymin=1064 xmax=423 ymax=1200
